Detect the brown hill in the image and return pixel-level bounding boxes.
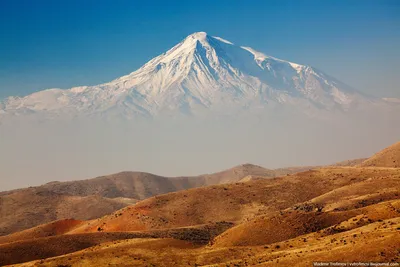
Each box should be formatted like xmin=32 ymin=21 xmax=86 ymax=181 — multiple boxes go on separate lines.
xmin=1 ymin=167 xmax=400 ymax=266
xmin=0 ymin=164 xmax=276 ymax=236
xmin=212 ymin=199 xmax=400 ymax=247
xmin=272 ymin=166 xmax=320 ymax=176
xmin=0 ymin=190 xmax=131 ymax=237
xmin=0 ymin=222 xmax=233 ymax=266
xmin=9 ymin=163 xmax=275 ymax=199
xmin=212 ymin=169 xmax=400 ymax=247
xmin=68 ymin=167 xmax=399 ymax=234
xmin=3 ymin=141 xmax=400 ymax=266
xmin=11 ymin=210 xmax=400 ymax=267
xmin=9 ymin=202 xmax=400 ymax=266
xmin=360 ymin=141 xmax=400 ymax=167
xmin=332 ymin=158 xmax=367 ymax=166
xmin=0 ymin=219 xmax=84 ymax=245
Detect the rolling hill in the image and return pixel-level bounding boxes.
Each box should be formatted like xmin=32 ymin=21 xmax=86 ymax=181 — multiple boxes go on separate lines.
xmin=1 ymin=166 xmax=398 ymax=266
xmin=0 ymin=141 xmax=399 ymax=266
xmin=66 ymin=167 xmax=400 ymax=235
xmin=360 ymin=141 xmax=400 ymax=168
xmin=0 ymin=163 xmax=281 ymax=236
xmin=0 ymin=190 xmax=132 ymax=237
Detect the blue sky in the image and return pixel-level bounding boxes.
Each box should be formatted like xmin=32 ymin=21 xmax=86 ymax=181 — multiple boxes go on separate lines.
xmin=0 ymin=0 xmax=399 ymax=99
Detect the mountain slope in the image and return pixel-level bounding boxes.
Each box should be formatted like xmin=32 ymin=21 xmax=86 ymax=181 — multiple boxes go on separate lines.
xmin=67 ymin=167 xmax=400 ymax=234
xmin=0 ymin=32 xmax=381 ymax=120
xmin=1 ymin=164 xmax=274 ymax=199
xmin=360 ymin=141 xmax=400 ymax=168
xmin=0 ymin=190 xmax=131 ymax=237
xmin=0 ymin=164 xmax=276 ymax=236
xmin=11 ymin=218 xmax=399 ymax=267
xmin=332 ymin=158 xmax=368 ymax=167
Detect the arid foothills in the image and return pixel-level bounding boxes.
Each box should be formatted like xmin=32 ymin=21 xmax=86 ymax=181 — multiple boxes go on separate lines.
xmin=0 ymin=141 xmax=399 ymax=266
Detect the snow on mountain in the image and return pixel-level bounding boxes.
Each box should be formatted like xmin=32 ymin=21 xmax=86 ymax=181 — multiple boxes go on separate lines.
xmin=0 ymin=32 xmax=384 ymax=120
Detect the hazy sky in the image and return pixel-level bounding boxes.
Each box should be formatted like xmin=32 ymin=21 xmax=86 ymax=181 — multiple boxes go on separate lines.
xmin=0 ymin=0 xmax=399 ymax=99
xmin=1 ymin=110 xmax=399 ymax=190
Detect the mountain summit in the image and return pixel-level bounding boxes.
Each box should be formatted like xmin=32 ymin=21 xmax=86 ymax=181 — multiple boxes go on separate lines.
xmin=0 ymin=32 xmax=385 ymax=119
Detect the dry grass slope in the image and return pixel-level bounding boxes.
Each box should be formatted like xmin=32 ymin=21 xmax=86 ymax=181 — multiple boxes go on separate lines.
xmin=2 ymin=141 xmax=400 ymax=266
xmin=0 ymin=222 xmax=233 ymax=265
xmin=0 ymin=191 xmax=129 ymax=236
xmin=0 ymin=219 xmax=83 ymax=245
xmin=0 ymin=164 xmax=278 ymax=236
xmin=332 ymin=158 xmax=367 ymax=167
xmin=69 ymin=168 xmax=399 ymax=235
xmin=360 ymin=141 xmax=400 ymax=167
xmin=12 ymin=218 xmax=400 ymax=267
xmin=1 ymin=167 xmax=399 ymax=266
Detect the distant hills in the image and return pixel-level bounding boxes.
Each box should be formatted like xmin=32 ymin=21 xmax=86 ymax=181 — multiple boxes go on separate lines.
xmin=1 ymin=141 xmax=398 ymax=238
xmin=0 ymin=164 xmax=292 ymax=236
xmin=0 ymin=143 xmax=399 ymax=265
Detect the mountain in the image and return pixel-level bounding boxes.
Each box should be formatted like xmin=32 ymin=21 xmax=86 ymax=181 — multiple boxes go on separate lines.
xmin=0 ymin=32 xmax=387 ymax=120
xmin=360 ymin=141 xmax=400 ymax=168
xmin=0 ymin=164 xmax=282 ymax=236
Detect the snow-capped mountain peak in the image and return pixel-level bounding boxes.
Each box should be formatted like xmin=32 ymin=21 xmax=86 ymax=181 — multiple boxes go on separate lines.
xmin=0 ymin=32 xmax=383 ymax=120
